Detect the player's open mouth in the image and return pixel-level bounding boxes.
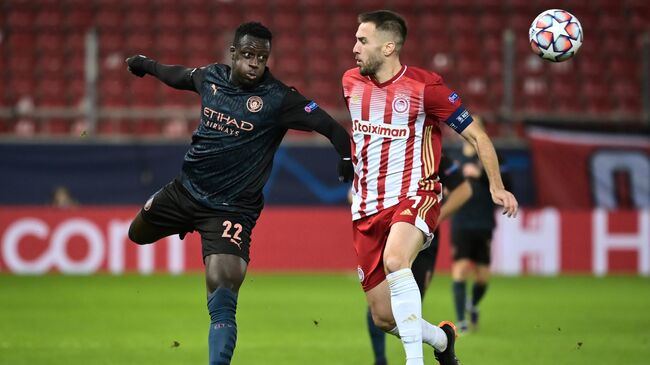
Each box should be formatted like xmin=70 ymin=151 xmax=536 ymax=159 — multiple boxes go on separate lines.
xmin=246 ymin=72 xmax=258 ymax=79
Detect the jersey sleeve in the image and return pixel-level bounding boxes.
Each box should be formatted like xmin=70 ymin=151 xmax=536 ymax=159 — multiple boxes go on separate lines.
xmin=423 ymin=81 xmax=473 ymax=133
xmin=277 ymin=88 xmax=352 ymax=159
xmin=190 ymin=67 xmax=207 ymax=93
xmin=277 ymin=88 xmax=335 ymax=132
xmin=146 ymin=61 xmax=204 ymax=93
xmin=438 ymin=155 xmax=464 ymax=191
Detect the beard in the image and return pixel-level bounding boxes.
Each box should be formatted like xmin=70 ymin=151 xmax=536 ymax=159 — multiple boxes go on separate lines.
xmin=358 ymin=54 xmax=383 ymax=76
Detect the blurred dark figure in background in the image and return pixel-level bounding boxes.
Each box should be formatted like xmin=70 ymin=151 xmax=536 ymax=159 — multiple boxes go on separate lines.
xmin=450 ymin=115 xmax=512 ymax=333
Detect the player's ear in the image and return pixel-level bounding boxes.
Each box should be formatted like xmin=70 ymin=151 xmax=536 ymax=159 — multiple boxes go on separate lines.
xmin=229 ymin=46 xmax=236 ymax=60
xmin=383 ymin=41 xmax=396 ymax=57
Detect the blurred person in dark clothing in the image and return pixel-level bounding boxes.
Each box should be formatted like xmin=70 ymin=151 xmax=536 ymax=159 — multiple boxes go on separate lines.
xmin=450 ymin=115 xmax=512 ymax=333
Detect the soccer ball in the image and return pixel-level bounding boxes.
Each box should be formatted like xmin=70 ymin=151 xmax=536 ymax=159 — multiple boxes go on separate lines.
xmin=529 ymin=9 xmax=583 ymax=62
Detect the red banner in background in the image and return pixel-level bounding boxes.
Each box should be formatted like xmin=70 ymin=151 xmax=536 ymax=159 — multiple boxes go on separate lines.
xmin=0 ymin=207 xmax=358 ymax=274
xmin=527 ymin=126 xmax=650 ymax=209
xmin=0 ymin=207 xmax=648 ymax=275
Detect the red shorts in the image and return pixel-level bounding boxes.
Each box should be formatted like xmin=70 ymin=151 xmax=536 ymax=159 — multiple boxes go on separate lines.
xmin=352 ymin=194 xmax=440 ymax=292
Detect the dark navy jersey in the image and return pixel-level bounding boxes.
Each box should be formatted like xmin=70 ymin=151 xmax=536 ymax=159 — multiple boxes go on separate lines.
xmin=178 ymin=64 xmax=336 ymax=215
xmin=451 ymin=153 xmax=511 ymax=231
xmin=438 ymin=155 xmax=464 ymax=192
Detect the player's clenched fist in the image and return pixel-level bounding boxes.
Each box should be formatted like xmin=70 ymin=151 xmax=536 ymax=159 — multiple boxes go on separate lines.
xmin=125 ymin=55 xmax=150 ymax=77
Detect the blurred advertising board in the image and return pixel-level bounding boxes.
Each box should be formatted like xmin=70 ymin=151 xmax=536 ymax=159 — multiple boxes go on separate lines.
xmin=0 ymin=207 xmax=648 ymax=276
xmin=527 ymin=125 xmax=650 ymax=209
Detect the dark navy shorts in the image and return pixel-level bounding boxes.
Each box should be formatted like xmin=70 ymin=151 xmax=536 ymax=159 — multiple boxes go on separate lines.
xmin=451 ymin=229 xmax=493 ymax=264
xmin=140 ymin=179 xmax=256 ymax=262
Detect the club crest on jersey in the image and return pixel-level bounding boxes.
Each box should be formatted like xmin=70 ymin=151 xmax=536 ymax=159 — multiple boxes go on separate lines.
xmin=353 ymin=120 xmax=409 ymax=139
xmin=246 ymin=96 xmax=263 ymax=113
xmin=392 ymin=95 xmax=410 ymax=114
xmin=350 ymin=95 xmax=361 ymax=105
xmin=448 ymin=92 xmax=459 ymax=104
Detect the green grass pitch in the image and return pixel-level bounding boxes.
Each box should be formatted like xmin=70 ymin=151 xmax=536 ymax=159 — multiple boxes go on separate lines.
xmin=1 ymin=273 xmax=648 ymax=364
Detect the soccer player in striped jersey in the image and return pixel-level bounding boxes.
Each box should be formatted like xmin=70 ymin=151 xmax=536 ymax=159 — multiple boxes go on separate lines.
xmin=364 ymin=155 xmax=473 ymax=365
xmin=343 ymin=10 xmax=518 ymax=365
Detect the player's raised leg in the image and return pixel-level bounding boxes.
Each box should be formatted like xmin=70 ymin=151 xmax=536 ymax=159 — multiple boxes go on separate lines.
xmin=128 ymin=182 xmax=192 ymax=245
xmin=128 ymin=212 xmax=179 ymax=244
xmin=366 ymin=282 xmax=450 ymax=352
xmin=205 ymin=254 xmax=247 ymax=365
xmin=365 ymin=234 xmax=453 ymax=364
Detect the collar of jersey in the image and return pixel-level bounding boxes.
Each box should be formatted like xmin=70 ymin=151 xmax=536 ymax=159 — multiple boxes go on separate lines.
xmin=368 ymin=65 xmax=407 ymax=88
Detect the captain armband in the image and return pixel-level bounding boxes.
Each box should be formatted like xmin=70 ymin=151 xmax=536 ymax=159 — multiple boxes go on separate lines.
xmin=443 ymin=107 xmax=473 ymax=133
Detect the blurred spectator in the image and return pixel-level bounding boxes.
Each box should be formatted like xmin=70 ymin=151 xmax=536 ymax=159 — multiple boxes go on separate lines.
xmin=51 ymin=186 xmax=78 ymax=208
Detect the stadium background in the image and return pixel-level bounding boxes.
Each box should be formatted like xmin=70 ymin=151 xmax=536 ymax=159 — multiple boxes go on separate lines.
xmin=0 ymin=0 xmax=649 ymax=364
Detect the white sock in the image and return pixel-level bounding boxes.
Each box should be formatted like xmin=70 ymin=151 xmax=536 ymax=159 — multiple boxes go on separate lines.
xmin=389 ymin=321 xmax=448 ymax=352
xmin=422 ymin=319 xmax=448 ymax=352
xmin=386 ymin=269 xmax=423 ymax=364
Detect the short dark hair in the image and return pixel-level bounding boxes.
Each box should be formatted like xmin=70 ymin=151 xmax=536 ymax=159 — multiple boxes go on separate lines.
xmin=358 ymin=10 xmax=408 ymax=49
xmin=233 ymin=22 xmax=273 ymax=48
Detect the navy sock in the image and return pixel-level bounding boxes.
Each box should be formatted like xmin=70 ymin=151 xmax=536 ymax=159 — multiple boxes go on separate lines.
xmin=452 ymin=281 xmax=467 ymax=322
xmin=366 ymin=307 xmax=387 ymax=365
xmin=472 ymin=283 xmax=488 ymax=308
xmin=207 ymin=288 xmax=238 ymax=365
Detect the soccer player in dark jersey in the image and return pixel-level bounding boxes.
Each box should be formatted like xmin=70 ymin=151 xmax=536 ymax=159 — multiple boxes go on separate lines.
xmin=365 ymin=155 xmax=473 ymax=365
xmin=124 ymin=22 xmax=353 ymax=365
xmin=450 ymin=116 xmax=512 ymax=333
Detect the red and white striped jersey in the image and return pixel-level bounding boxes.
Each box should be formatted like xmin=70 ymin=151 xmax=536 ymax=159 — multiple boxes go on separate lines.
xmin=342 ymin=65 xmax=473 ymax=220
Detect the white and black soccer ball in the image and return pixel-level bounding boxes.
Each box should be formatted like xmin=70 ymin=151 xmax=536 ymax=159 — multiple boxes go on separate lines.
xmin=529 ymin=9 xmax=583 ymax=62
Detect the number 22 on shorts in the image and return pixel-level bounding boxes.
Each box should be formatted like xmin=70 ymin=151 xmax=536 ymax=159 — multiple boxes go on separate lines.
xmin=222 ymin=220 xmax=243 ymax=249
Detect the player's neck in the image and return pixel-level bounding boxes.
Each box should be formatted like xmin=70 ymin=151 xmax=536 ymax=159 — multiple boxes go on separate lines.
xmin=373 ymin=59 xmax=403 ymax=84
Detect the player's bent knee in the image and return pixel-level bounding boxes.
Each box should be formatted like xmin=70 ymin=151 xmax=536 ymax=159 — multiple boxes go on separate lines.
xmin=205 ymin=255 xmax=247 ymax=294
xmin=128 ymin=222 xmax=153 ymax=245
xmin=459 ymin=260 xmax=474 ymax=274
xmin=383 ymin=255 xmax=410 ymax=274
xmin=128 ymin=226 xmax=144 ymax=244
xmin=206 ymin=276 xmax=243 ymax=294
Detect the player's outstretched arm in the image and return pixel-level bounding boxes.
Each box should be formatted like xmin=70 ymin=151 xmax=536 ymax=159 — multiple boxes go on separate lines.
xmin=460 ymin=123 xmax=518 ymax=217
xmin=277 ymin=90 xmax=354 ymax=182
xmin=125 ymin=55 xmax=201 ymax=92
